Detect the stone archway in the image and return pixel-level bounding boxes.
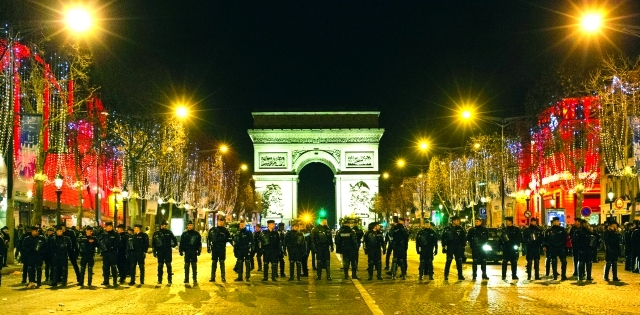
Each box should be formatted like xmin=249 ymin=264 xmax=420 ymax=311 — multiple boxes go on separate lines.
xmin=248 ymin=112 xmax=384 ymax=227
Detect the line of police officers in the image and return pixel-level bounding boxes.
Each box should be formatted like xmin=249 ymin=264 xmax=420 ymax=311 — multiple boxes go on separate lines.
xmin=10 ymin=212 xmax=627 ymax=289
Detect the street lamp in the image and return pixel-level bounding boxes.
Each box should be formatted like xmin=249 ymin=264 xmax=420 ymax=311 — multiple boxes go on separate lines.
xmin=525 ymin=188 xmax=531 ymax=225
xmin=112 ymin=187 xmax=121 ymax=225
xmin=55 ymin=174 xmax=63 ymax=225
xmin=460 ymin=109 xmax=528 ymax=226
xmin=121 ymin=189 xmax=129 ymax=227
xmin=27 ymin=190 xmax=33 ymax=226
xmin=608 ymin=189 xmax=615 ymax=217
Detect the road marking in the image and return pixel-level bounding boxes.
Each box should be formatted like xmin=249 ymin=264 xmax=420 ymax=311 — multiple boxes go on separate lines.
xmin=335 ymin=253 xmax=384 ymax=315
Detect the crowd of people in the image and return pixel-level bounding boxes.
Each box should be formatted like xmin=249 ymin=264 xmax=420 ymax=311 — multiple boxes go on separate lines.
xmin=0 ymin=213 xmax=635 ymax=289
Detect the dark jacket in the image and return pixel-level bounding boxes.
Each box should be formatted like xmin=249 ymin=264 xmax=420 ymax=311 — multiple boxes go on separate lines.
xmin=442 ymin=225 xmax=466 ymax=249
xmin=179 ymin=229 xmax=202 ymax=254
xmin=152 ymin=228 xmax=178 ymax=254
xmin=78 ymin=234 xmax=99 ymax=256
xmin=467 ymin=225 xmax=489 ymax=249
xmin=127 ymin=232 xmax=150 ymax=253
xmin=100 ymin=230 xmax=120 ymax=254
xmin=416 ymin=227 xmax=438 ymax=254
xmin=335 ymin=225 xmax=358 ymax=254
xmin=363 ymin=230 xmax=385 ymax=256
xmin=207 ymin=226 xmax=231 ymax=253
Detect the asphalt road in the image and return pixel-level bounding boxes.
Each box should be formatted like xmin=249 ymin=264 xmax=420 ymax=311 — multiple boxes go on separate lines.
xmin=1 ymin=242 xmax=638 ymax=315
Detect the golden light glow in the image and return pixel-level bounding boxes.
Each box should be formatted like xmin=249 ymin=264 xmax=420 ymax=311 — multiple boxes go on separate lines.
xmin=461 ymin=109 xmax=473 ymax=120
xmin=301 ymin=213 xmax=312 ymax=223
xmin=419 ymin=141 xmax=428 ymax=151
xmin=65 ymin=8 xmax=93 ymax=33
xmin=397 ymin=159 xmax=406 ymax=168
xmin=473 ymin=143 xmax=481 ymax=149
xmin=220 ymin=145 xmax=229 ymax=153
xmin=240 ymin=164 xmax=248 ymax=171
xmin=581 ymin=13 xmax=602 ymax=33
xmin=175 ymin=106 xmax=189 ymax=119
xmin=383 ymin=172 xmax=390 ymax=179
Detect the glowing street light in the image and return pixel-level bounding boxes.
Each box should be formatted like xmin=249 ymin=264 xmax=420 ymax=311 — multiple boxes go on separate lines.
xmin=396 ymin=159 xmax=406 ymax=168
xmin=240 ymin=164 xmax=248 ymax=171
xmin=382 ymin=172 xmax=390 ymax=179
xmin=65 ymin=7 xmax=93 ymax=33
xmin=581 ymin=13 xmax=602 ymax=33
xmin=419 ymin=141 xmax=428 ymax=151
xmin=175 ymin=106 xmax=189 ymax=119
xmin=220 ymin=144 xmax=229 ymax=153
xmin=461 ymin=109 xmax=473 ymax=120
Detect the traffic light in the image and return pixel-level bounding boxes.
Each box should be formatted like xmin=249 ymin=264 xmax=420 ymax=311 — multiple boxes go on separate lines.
xmin=318 ymin=208 xmax=327 ymax=217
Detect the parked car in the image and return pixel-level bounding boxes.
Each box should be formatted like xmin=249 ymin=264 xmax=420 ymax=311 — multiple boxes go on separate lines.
xmin=464 ymin=228 xmax=503 ymax=264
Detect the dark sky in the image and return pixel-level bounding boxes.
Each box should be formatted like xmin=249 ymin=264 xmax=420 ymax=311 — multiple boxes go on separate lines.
xmin=6 ymin=0 xmax=640 ymax=177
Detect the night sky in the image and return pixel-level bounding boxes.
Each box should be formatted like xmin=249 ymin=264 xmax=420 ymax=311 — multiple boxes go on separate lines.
xmin=5 ymin=0 xmax=640 ymax=215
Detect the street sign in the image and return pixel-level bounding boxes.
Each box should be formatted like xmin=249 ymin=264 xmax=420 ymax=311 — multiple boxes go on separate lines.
xmin=524 ymin=210 xmax=532 ymax=218
xmin=581 ymin=206 xmax=592 ymax=217
xmin=478 ymin=207 xmax=487 ymax=219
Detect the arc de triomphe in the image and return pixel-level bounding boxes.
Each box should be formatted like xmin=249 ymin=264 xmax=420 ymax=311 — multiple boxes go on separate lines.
xmin=248 ymin=112 xmax=384 ymax=227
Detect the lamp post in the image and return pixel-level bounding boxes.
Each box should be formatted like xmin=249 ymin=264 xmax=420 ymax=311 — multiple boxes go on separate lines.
xmin=525 ymin=188 xmax=531 ymax=225
xmin=122 ymin=189 xmax=129 ymax=227
xmin=27 ymin=190 xmax=33 ymax=226
xmin=112 ymin=188 xmax=121 ymax=225
xmin=55 ymin=174 xmax=63 ymax=225
xmin=608 ymin=189 xmax=615 ymax=218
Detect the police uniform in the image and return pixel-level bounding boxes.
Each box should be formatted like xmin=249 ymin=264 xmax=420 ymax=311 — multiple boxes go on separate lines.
xmin=62 ymin=226 xmax=81 ymax=284
xmin=50 ymin=227 xmax=73 ymax=286
xmin=573 ymin=220 xmax=596 ymax=281
xmin=389 ymin=219 xmax=409 ymax=280
xmin=180 ymin=222 xmax=202 ymax=285
xmin=260 ymin=220 xmax=282 ymax=281
xmin=232 ymin=221 xmax=253 ymax=282
xmin=152 ymin=221 xmax=178 ymax=285
xmin=100 ymin=222 xmax=121 ymax=286
xmin=500 ymin=217 xmax=522 ymax=280
xmin=252 ymin=225 xmax=264 ymax=271
xmin=603 ymin=222 xmax=622 ymax=281
xmin=284 ymin=220 xmax=306 ymax=281
xmin=128 ymin=225 xmax=150 ymax=285
xmin=22 ymin=227 xmax=47 ymax=287
xmin=335 ymin=220 xmax=359 ymax=280
xmin=116 ymin=224 xmax=130 ymax=283
xmin=523 ymin=219 xmax=543 ymax=280
xmin=277 ymin=222 xmax=287 ymax=277
xmin=467 ymin=220 xmax=489 ymax=280
xmin=78 ymin=226 xmax=99 ymax=286
xmin=416 ymin=221 xmax=438 ymax=280
xmin=545 ymin=217 xmax=568 ymax=280
xmin=207 ymin=218 xmax=231 ymax=282
xmin=363 ymin=222 xmax=385 ymax=280
xmin=310 ymin=218 xmax=334 ymax=280
xmin=442 ymin=216 xmax=466 ymax=280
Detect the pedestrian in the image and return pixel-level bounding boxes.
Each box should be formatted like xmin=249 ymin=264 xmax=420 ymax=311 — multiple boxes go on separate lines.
xmin=260 ymin=220 xmax=281 ymax=282
xmin=523 ymin=218 xmax=543 ymax=280
xmin=50 ymin=225 xmax=72 ymax=287
xmin=152 ymin=220 xmax=178 ymax=285
xmin=22 ymin=226 xmax=47 ymax=288
xmin=180 ymin=221 xmax=202 ymax=285
xmin=301 ymin=223 xmax=312 ymax=277
xmin=500 ymin=217 xmax=522 ymax=281
xmin=363 ymin=221 xmax=385 ymax=280
xmin=99 ymin=222 xmax=120 ymax=287
xmin=284 ymin=220 xmax=305 ymax=281
xmin=232 ymin=220 xmax=253 ymax=282
xmin=384 ymin=220 xmax=396 ymax=270
xmin=310 ymin=217 xmax=334 ymax=281
xmin=388 ymin=217 xmax=409 ymax=280
xmin=77 ymin=226 xmax=99 ymax=287
xmin=543 ymin=226 xmax=552 ymax=277
xmin=207 ymin=216 xmax=231 ymax=282
xmin=128 ymin=224 xmax=149 ymax=285
xmin=61 ymin=225 xmax=81 ymax=284
xmin=116 ymin=224 xmax=130 ymax=284
xmin=623 ymin=222 xmax=634 ymax=271
xmin=252 ymin=224 xmax=263 ymax=272
xmin=467 ymin=218 xmax=490 ymax=281
xmin=631 ymin=221 xmax=640 ymax=273
xmin=544 ymin=217 xmax=568 ymax=280
xmin=277 ymin=222 xmax=287 ymax=278
xmin=335 ymin=219 xmax=359 ymax=280
xmin=442 ymin=215 xmax=466 ymax=281
xmin=603 ymin=220 xmax=622 ymax=282
xmin=416 ymin=220 xmax=438 ymax=281
xmin=0 ymin=226 xmax=9 ymax=268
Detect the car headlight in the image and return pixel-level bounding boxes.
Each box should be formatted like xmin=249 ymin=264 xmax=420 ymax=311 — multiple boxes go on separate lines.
xmin=482 ymin=244 xmax=492 ymax=251
xmin=513 ymin=245 xmax=519 ymax=250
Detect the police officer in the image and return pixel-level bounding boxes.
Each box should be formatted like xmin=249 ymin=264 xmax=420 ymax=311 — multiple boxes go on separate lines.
xmin=500 ymin=217 xmax=522 ymax=281
xmin=43 ymin=227 xmax=54 ymax=282
xmin=77 ymin=226 xmax=99 ymax=287
xmin=277 ymin=222 xmax=287 ymax=277
xmin=152 ymin=220 xmax=178 ymax=285
xmin=353 ymin=223 xmax=364 ymax=269
xmin=467 ymin=218 xmax=489 ymax=281
xmin=128 ymin=224 xmax=149 ymax=285
xmin=252 ymin=224 xmax=263 ymax=271
xmin=442 ymin=215 xmax=466 ymax=281
xmin=100 ymin=222 xmax=120 ymax=286
xmin=603 ymin=220 xmax=622 ymax=281
xmin=389 ymin=217 xmax=409 ymax=280
xmin=207 ymin=216 xmax=231 ymax=282
xmin=543 ymin=226 xmax=552 ymax=277
xmin=301 ymin=223 xmax=313 ymax=277
xmin=523 ymin=218 xmax=543 ymax=280
xmin=285 ymin=220 xmax=306 ymax=281
xmin=335 ymin=219 xmax=359 ymax=280
xmin=310 ymin=216 xmax=334 ymax=281
xmin=544 ymin=217 xmax=568 ymax=280
xmin=416 ymin=220 xmax=438 ymax=281
xmin=623 ymin=221 xmax=635 ymax=271
xmin=232 ymin=220 xmax=253 ymax=282
xmin=22 ymin=226 xmax=47 ymax=288
xmin=260 ymin=220 xmax=281 ymax=281
xmin=61 ymin=225 xmax=81 ymax=284
xmin=575 ymin=219 xmax=596 ymax=281
xmin=180 ymin=221 xmax=202 ymax=285
xmin=363 ymin=222 xmax=385 ymax=280
xmin=50 ymin=225 xmax=72 ymax=287
xmin=116 ymin=224 xmax=129 ymax=284
xmin=631 ymin=221 xmax=640 ymax=273
xmin=569 ymin=220 xmax=581 ymax=277
xmin=384 ymin=219 xmax=396 ymax=270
